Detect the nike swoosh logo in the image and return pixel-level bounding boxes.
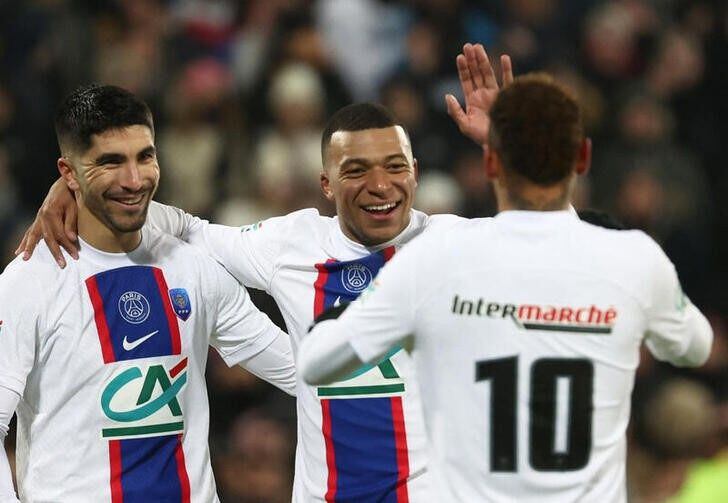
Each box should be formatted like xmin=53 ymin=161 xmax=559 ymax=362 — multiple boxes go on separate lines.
xmin=334 ymin=296 xmax=342 ymax=307
xmin=122 ymin=330 xmax=159 ymax=351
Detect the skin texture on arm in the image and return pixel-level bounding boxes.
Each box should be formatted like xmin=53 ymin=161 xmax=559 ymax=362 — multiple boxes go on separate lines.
xmin=16 ymin=178 xmax=78 ymax=268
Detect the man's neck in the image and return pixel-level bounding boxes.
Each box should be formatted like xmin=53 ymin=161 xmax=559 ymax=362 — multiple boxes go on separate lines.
xmin=78 ymin=210 xmax=141 ymax=253
xmin=497 ymin=180 xmax=571 ymax=212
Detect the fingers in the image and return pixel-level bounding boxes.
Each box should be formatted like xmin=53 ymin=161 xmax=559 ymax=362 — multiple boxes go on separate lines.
xmin=445 ymin=94 xmax=468 ymax=131
xmin=63 ymin=204 xmax=79 ymax=259
xmin=20 ymin=222 xmax=41 ymax=262
xmin=472 ymin=44 xmax=497 ymax=89
xmin=456 ymin=53 xmax=474 ymax=105
xmin=40 ymin=217 xmax=66 ymax=269
xmin=463 ymin=43 xmax=486 ymax=89
xmin=501 ymin=54 xmax=514 ymax=86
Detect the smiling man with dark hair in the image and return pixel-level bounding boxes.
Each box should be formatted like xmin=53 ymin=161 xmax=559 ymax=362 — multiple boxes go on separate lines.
xmin=0 ymin=84 xmax=295 ymax=502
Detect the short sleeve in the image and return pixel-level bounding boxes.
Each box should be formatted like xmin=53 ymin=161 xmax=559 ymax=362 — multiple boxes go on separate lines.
xmin=644 ymin=242 xmax=712 ymax=365
xmin=0 ymin=262 xmax=42 ymax=396
xmin=204 ymin=258 xmax=283 ymax=367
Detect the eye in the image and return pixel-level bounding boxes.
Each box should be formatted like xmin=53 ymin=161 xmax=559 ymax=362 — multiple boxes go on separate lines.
xmin=343 ymin=166 xmax=366 ymax=177
xmin=139 ymin=151 xmax=155 ymax=162
xmin=387 ymin=163 xmax=407 ymax=170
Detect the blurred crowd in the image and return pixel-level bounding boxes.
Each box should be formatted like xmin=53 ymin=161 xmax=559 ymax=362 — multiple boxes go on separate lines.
xmin=0 ymin=0 xmax=726 ymax=501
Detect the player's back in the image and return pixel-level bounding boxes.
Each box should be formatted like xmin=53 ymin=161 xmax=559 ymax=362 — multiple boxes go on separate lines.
xmin=410 ymin=210 xmax=679 ymax=502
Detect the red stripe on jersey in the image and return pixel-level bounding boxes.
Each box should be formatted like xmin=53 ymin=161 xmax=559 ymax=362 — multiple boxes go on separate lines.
xmin=86 ymin=276 xmax=116 ymax=364
xmin=391 ymin=396 xmax=410 ymax=502
xmin=108 ymin=440 xmax=124 ymax=503
xmin=170 ymin=357 xmax=188 ymax=378
xmin=382 ymin=246 xmax=396 ymax=262
xmin=321 ymin=400 xmax=338 ymax=502
xmin=313 ymin=260 xmax=335 ymax=318
xmin=152 ymin=268 xmax=182 ymax=354
xmin=175 ymin=434 xmax=191 ymax=503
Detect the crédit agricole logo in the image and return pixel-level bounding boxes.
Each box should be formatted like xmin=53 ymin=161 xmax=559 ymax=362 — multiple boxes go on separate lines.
xmin=100 ymin=357 xmax=188 ymax=439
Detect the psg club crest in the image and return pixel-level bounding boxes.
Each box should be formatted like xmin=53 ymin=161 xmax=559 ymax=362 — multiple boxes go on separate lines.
xmin=118 ymin=291 xmax=151 ymax=324
xmin=341 ymin=263 xmax=372 ymax=293
xmin=169 ymin=288 xmax=191 ymax=321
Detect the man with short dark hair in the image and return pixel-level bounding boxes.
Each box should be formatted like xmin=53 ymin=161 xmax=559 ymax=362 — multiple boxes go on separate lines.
xmin=298 ymin=73 xmax=713 ymax=501
xmin=0 ymin=84 xmax=295 ymax=502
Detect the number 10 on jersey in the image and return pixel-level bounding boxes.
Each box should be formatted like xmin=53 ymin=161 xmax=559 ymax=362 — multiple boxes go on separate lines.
xmin=476 ymin=357 xmax=594 ymax=472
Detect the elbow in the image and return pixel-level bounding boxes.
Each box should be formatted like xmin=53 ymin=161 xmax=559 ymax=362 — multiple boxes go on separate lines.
xmin=676 ymin=323 xmax=714 ymax=368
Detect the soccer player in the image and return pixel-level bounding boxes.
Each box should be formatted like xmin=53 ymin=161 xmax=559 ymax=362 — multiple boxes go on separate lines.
xmin=16 ymin=45 xmax=512 ymax=501
xmin=0 ymin=85 xmax=296 ymax=502
xmin=298 ymin=73 xmax=714 ymax=502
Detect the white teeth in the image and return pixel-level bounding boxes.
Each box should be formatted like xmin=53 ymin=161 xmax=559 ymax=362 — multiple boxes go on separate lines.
xmin=115 ymin=197 xmax=143 ymax=205
xmin=364 ymin=202 xmax=397 ymax=211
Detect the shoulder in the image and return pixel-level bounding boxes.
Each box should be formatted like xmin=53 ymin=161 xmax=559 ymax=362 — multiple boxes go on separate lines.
xmin=2 ymin=244 xmax=61 ymax=283
xmin=419 ymin=211 xmax=467 ymax=231
xmin=0 ymin=251 xmax=56 ymax=304
xmin=578 ymin=220 xmax=661 ymax=257
xmin=573 ymin=221 xmax=673 ymax=286
xmin=247 ymin=208 xmax=331 ymax=238
xmin=146 ymin=228 xmax=217 ymax=265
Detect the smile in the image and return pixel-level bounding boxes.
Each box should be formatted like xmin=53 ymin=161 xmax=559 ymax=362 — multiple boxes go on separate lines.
xmin=362 ymin=201 xmax=400 ymax=215
xmin=108 ymin=194 xmax=146 ymax=207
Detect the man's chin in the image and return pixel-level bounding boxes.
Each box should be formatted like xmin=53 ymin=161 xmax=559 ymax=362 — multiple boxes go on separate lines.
xmin=107 ymin=209 xmax=149 ymax=233
xmin=358 ymin=224 xmax=402 ymax=247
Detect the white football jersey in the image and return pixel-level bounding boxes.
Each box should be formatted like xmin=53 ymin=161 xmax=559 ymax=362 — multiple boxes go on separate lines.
xmin=310 ymin=210 xmax=712 ymax=502
xmin=148 ymin=203 xmax=462 ymax=502
xmin=0 ymin=227 xmax=284 ymax=502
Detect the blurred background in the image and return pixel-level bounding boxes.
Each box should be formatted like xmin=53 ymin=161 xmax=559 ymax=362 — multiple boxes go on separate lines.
xmin=0 ymin=0 xmax=726 ymax=501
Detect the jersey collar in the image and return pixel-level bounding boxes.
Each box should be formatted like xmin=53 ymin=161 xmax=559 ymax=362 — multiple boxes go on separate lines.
xmin=77 ymin=229 xmax=150 ymax=266
xmin=328 ymin=209 xmax=426 ymax=258
xmin=493 ymin=208 xmax=578 ymax=231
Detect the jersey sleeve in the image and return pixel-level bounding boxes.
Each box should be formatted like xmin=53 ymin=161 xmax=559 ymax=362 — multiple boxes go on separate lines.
xmin=643 ymin=242 xmax=713 ymax=367
xmin=146 ymin=201 xmax=281 ymax=291
xmin=204 ymin=257 xmax=291 ymax=367
xmin=0 ymin=262 xmax=42 ymax=397
xmin=332 ymin=232 xmax=431 ymax=364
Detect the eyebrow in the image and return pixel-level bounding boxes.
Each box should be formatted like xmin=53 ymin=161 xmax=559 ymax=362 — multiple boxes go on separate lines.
xmin=340 ymin=154 xmax=408 ymax=169
xmin=93 ymin=145 xmax=155 ymax=166
xmin=93 ymin=152 xmax=126 ymax=166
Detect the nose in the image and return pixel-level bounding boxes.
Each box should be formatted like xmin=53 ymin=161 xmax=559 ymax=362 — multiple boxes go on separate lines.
xmin=118 ymin=162 xmax=143 ymax=192
xmin=366 ymin=166 xmax=392 ymax=196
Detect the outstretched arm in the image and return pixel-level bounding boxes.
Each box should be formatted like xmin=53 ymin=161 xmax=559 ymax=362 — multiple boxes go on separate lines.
xmin=445 ymin=43 xmax=513 ymax=147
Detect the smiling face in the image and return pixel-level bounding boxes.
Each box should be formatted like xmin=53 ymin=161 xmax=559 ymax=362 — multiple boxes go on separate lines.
xmin=59 ymin=125 xmax=159 ymax=250
xmin=321 ymin=126 xmax=418 ymax=246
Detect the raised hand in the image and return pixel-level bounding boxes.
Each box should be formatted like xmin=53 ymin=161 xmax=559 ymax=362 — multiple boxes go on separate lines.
xmin=445 ymin=43 xmax=513 ymax=147
xmin=15 ymin=178 xmax=79 ymax=268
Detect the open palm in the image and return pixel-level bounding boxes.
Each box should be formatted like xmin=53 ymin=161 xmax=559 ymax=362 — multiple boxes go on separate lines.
xmin=446 ymin=44 xmax=513 ymax=146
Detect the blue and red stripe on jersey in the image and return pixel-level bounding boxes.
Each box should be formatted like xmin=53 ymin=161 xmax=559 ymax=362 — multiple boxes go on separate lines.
xmin=313 ymin=247 xmax=410 ymax=502
xmin=86 ymin=265 xmax=190 ymax=503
